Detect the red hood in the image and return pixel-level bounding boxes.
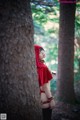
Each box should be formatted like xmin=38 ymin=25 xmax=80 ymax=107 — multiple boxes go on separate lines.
xmin=34 ymin=44 xmax=52 ymax=86
xmin=34 ymin=44 xmax=44 ymax=68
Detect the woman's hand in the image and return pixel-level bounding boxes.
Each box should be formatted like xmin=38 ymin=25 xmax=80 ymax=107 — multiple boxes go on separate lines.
xmin=49 ymin=98 xmax=55 ymax=109
xmin=40 ymin=92 xmax=47 ymax=102
xmin=40 ymin=93 xmax=50 ymax=108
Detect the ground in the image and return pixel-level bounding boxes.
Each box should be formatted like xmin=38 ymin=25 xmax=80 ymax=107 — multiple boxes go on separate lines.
xmin=52 ymin=101 xmax=80 ymax=120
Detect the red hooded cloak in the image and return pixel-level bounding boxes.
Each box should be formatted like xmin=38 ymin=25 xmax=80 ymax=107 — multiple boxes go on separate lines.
xmin=34 ymin=45 xmax=53 ymax=86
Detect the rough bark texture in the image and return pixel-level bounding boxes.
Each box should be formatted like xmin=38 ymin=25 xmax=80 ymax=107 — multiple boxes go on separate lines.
xmin=57 ymin=3 xmax=76 ymax=103
xmin=0 ymin=0 xmax=42 ymax=120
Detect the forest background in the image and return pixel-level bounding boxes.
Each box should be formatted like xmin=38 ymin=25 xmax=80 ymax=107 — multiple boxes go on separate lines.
xmin=31 ymin=0 xmax=80 ymax=96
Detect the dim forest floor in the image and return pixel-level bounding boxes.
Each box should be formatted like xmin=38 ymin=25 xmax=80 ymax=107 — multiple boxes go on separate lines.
xmin=52 ymin=101 xmax=80 ymax=120
xmin=52 ymin=80 xmax=80 ymax=120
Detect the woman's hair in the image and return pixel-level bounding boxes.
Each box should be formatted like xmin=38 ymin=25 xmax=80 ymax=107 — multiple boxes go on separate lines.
xmin=40 ymin=47 xmax=44 ymax=52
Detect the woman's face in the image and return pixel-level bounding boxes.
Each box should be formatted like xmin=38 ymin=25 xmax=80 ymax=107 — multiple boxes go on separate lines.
xmin=39 ymin=50 xmax=45 ymax=60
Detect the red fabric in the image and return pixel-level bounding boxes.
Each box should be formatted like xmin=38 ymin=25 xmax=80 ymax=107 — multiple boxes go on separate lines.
xmin=34 ymin=44 xmax=53 ymax=86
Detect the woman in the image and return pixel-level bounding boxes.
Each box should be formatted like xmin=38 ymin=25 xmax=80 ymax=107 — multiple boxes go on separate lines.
xmin=34 ymin=45 xmax=55 ymax=120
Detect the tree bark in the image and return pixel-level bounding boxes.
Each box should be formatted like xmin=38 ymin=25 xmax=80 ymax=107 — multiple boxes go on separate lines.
xmin=0 ymin=0 xmax=42 ymax=120
xmin=57 ymin=3 xmax=76 ymax=103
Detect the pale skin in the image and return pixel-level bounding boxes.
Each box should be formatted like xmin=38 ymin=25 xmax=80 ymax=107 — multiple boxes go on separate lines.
xmin=39 ymin=50 xmax=55 ymax=109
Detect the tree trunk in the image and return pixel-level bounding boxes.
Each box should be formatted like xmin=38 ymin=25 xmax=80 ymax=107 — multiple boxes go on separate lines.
xmin=57 ymin=3 xmax=76 ymax=103
xmin=0 ymin=0 xmax=42 ymax=120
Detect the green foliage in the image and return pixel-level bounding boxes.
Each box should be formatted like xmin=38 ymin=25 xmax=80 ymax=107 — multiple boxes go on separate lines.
xmin=74 ymin=3 xmax=80 ymax=82
xmin=75 ymin=4 xmax=80 ymax=37
xmin=31 ymin=2 xmax=80 ymax=85
xmin=74 ymin=46 xmax=80 ymax=81
xmin=31 ymin=1 xmax=59 ymax=75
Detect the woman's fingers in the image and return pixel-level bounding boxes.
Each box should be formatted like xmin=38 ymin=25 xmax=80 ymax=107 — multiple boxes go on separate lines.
xmin=40 ymin=93 xmax=47 ymax=102
xmin=49 ymin=99 xmax=55 ymax=109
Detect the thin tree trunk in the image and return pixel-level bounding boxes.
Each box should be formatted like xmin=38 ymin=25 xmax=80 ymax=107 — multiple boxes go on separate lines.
xmin=57 ymin=3 xmax=76 ymax=103
xmin=0 ymin=0 xmax=42 ymax=120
